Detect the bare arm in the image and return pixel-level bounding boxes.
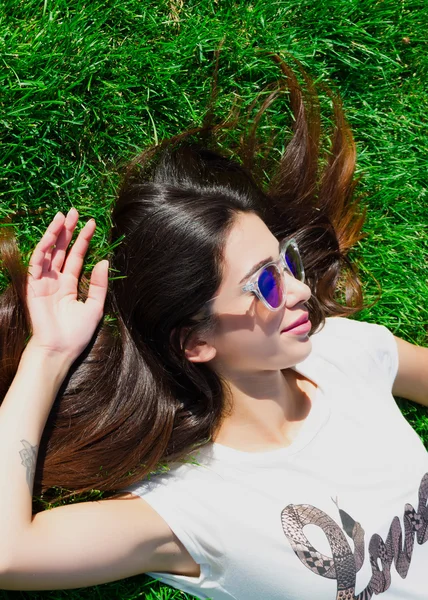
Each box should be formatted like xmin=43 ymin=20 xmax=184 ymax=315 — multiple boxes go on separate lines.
xmin=392 ymin=335 xmax=428 ymax=407
xmin=0 ymin=345 xmax=71 ymax=547
xmin=0 ymin=208 xmax=107 ymax=549
xmin=0 ymin=210 xmax=197 ymax=589
xmin=0 ymin=346 xmax=189 ymax=590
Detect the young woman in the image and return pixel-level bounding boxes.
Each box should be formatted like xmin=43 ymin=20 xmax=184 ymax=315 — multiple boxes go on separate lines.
xmin=0 ymin=56 xmax=427 ymax=600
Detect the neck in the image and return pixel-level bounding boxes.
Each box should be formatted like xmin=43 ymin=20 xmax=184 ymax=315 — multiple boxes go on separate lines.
xmin=213 ymin=368 xmax=313 ymax=451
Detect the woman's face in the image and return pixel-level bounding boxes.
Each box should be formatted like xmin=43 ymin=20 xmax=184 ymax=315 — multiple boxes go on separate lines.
xmin=206 ymin=211 xmax=313 ymax=375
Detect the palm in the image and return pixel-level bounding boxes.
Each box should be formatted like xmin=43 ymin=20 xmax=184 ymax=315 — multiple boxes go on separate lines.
xmin=27 ymin=209 xmax=109 ymax=361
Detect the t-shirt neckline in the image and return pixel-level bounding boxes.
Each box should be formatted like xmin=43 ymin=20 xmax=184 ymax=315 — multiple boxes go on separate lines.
xmin=199 ymin=361 xmax=331 ymax=465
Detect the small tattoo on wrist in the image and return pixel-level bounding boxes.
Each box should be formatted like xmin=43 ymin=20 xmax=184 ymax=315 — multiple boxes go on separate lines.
xmin=19 ymin=439 xmax=38 ymax=492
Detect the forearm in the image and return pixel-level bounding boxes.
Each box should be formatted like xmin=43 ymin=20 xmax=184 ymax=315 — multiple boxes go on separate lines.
xmin=0 ymin=343 xmax=71 ymax=546
xmin=392 ymin=337 xmax=428 ymax=407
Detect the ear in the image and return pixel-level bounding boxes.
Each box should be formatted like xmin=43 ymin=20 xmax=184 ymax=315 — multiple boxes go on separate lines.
xmin=180 ymin=329 xmax=217 ymax=364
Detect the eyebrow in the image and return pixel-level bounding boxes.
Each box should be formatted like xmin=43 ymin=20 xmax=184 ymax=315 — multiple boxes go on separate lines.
xmin=239 ymin=257 xmax=274 ymax=285
xmin=238 ymin=241 xmax=281 ymax=285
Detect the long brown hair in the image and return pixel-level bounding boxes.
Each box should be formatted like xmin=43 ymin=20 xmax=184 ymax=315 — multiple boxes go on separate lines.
xmin=0 ymin=53 xmax=375 ymax=509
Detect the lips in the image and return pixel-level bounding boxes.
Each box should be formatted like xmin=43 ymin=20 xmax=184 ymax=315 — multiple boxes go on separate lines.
xmin=281 ymin=313 xmax=309 ymax=332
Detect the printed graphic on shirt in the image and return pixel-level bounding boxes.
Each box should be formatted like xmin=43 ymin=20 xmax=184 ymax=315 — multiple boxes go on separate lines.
xmin=281 ymin=472 xmax=428 ymax=600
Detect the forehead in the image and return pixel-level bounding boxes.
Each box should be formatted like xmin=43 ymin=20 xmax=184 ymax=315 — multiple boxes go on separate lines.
xmin=220 ymin=212 xmax=279 ymax=288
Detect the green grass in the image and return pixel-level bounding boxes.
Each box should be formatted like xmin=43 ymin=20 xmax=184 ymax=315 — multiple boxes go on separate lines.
xmin=1 ymin=0 xmax=427 ymax=598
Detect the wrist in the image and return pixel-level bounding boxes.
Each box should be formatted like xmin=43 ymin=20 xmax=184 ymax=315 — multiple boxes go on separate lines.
xmin=21 ymin=340 xmax=75 ymax=380
xmin=1 ymin=340 xmax=74 ymax=432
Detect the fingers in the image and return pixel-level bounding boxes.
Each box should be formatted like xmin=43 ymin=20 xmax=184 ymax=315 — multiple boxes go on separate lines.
xmin=62 ymin=218 xmax=97 ymax=279
xmin=28 ymin=212 xmax=66 ymax=280
xmin=85 ymin=260 xmax=109 ymax=316
xmin=50 ymin=208 xmax=80 ymax=272
xmin=28 ymin=210 xmax=98 ymax=281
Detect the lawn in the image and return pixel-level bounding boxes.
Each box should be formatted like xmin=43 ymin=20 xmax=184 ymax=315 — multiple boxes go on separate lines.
xmin=0 ymin=0 xmax=427 ymax=598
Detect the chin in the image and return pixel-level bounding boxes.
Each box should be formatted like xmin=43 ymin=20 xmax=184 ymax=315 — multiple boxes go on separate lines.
xmin=280 ymin=336 xmax=313 ymax=368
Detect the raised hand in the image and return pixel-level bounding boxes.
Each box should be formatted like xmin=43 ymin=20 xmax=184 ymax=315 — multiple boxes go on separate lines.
xmin=26 ymin=207 xmax=109 ymax=363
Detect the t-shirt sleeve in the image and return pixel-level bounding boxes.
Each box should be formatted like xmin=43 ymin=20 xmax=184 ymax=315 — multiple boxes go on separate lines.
xmin=361 ymin=320 xmax=399 ymax=390
xmin=126 ymin=475 xmax=208 ymax=568
xmin=321 ymin=317 xmax=399 ymax=391
xmin=122 ymin=469 xmax=229 ymax=599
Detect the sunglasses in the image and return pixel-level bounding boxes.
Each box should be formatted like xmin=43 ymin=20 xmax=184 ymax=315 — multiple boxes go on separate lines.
xmin=241 ymin=237 xmax=305 ymax=311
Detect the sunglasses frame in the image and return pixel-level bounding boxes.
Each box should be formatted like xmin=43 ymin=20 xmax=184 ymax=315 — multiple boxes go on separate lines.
xmin=241 ymin=237 xmax=305 ymax=311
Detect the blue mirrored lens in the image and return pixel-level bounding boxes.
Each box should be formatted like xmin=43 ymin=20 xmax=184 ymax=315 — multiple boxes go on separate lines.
xmin=258 ymin=266 xmax=283 ymax=308
xmin=283 ymin=245 xmax=304 ymax=281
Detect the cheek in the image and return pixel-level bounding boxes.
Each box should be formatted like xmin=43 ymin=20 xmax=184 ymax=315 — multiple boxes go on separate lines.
xmin=213 ymin=312 xmax=282 ymax=365
xmin=214 ymin=297 xmax=283 ymax=338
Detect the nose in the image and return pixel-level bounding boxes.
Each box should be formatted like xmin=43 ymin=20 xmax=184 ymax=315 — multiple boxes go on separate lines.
xmin=284 ymin=272 xmax=311 ymax=308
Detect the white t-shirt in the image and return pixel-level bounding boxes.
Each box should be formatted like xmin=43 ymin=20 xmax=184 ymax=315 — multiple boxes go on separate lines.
xmin=126 ymin=317 xmax=428 ymax=600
